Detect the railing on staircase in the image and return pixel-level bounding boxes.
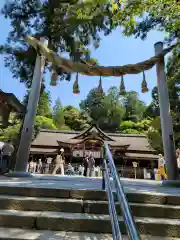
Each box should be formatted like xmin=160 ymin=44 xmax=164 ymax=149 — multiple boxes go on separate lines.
xmin=102 ymin=142 xmax=141 ymax=240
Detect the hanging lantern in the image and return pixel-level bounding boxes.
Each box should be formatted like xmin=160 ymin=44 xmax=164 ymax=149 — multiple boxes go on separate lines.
xmin=73 ymin=72 xmax=80 ymax=94
xmin=141 ymin=71 xmax=149 ymax=93
xmin=120 ymin=76 xmax=126 ymax=95
xmin=50 ymin=69 xmax=58 ymax=86
xmin=96 ymin=76 xmax=104 ymax=93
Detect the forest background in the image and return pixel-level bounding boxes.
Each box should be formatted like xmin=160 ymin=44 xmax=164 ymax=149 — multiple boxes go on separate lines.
xmin=0 ymin=0 xmax=179 ymax=155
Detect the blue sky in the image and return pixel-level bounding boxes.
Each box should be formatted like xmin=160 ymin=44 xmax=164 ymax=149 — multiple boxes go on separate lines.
xmin=0 ymin=1 xmax=165 ymax=109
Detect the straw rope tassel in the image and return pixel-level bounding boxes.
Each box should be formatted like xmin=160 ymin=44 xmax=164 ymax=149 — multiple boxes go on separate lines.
xmin=141 ymin=71 xmax=149 ymax=93
xmin=73 ymin=72 xmax=80 ymax=94
xmin=50 ymin=68 xmax=58 ymax=86
xmin=120 ymin=76 xmax=126 ymax=95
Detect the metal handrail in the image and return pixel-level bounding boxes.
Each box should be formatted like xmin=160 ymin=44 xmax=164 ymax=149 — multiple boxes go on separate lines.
xmin=104 ymin=159 xmax=122 ymax=240
xmin=103 ymin=142 xmax=141 ymax=240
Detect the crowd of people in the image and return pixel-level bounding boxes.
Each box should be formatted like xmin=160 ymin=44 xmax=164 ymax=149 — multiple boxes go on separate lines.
xmin=1 ymin=140 xmax=180 ymax=180
xmin=27 ymin=148 xmax=102 ymax=177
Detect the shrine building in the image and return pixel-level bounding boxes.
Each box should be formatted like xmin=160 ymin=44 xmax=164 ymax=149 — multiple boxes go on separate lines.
xmin=0 ymin=90 xmax=24 ymax=128
xmin=30 ymin=124 xmax=158 ymax=178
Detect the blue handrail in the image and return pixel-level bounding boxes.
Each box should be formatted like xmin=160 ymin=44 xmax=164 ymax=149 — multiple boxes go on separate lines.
xmin=104 ymin=159 xmax=122 ymax=239
xmin=102 ymin=142 xmax=141 ymax=240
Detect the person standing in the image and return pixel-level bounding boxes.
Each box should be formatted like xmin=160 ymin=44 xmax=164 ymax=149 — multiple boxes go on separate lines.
xmin=66 ymin=163 xmax=74 ymax=175
xmin=83 ymin=155 xmax=89 ymax=177
xmin=176 ymin=149 xmax=180 ymax=168
xmin=36 ymin=159 xmax=42 ymax=174
xmin=2 ymin=140 xmax=14 ymax=172
xmin=52 ymin=148 xmax=65 ymax=175
xmin=78 ymin=164 xmax=84 ymax=176
xmin=28 ymin=158 xmax=34 ymax=173
xmin=94 ymin=165 xmax=99 ymax=177
xmin=33 ymin=160 xmax=37 ymax=173
xmin=87 ymin=153 xmax=95 ymax=177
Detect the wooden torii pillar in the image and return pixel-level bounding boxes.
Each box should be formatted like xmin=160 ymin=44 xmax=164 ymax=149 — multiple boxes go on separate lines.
xmin=154 ymin=42 xmax=178 ymax=181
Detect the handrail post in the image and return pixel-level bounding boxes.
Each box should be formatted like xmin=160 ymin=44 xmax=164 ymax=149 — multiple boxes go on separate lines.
xmin=104 ymin=141 xmax=141 ymax=240
xmin=104 ymin=159 xmax=122 ymax=240
xmin=102 ymin=159 xmax=105 ymax=190
xmin=102 ymin=145 xmax=106 ymax=190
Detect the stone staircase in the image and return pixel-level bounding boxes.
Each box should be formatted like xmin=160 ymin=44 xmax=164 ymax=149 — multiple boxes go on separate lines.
xmin=0 ymin=184 xmax=180 ymax=239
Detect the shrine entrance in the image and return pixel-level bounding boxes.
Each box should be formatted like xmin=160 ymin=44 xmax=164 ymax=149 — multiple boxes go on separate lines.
xmin=56 ymin=124 xmax=114 ymax=165
xmin=11 ymin=36 xmax=178 ymax=180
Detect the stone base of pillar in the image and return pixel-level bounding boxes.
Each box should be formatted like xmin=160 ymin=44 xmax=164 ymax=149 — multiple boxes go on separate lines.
xmin=162 ymin=180 xmax=180 ymax=187
xmin=5 ymin=171 xmax=33 ymax=178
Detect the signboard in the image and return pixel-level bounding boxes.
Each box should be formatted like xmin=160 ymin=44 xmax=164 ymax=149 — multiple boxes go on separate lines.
xmin=72 ymin=150 xmax=101 ymax=158
xmin=85 ymin=151 xmax=101 ymax=158
xmin=132 ymin=162 xmax=138 ymax=168
xmin=73 ymin=150 xmax=83 ymax=157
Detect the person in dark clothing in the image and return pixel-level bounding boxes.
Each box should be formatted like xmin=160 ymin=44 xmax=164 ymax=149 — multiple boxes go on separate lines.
xmin=83 ymin=156 xmax=88 ymax=177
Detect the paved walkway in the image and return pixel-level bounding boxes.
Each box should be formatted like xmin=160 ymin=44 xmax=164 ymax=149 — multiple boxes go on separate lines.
xmin=0 ymin=227 xmax=179 ymax=240
xmin=0 ymin=176 xmax=180 ymax=239
xmin=0 ymin=175 xmax=180 ymax=196
xmin=1 ymin=228 xmax=180 ymax=240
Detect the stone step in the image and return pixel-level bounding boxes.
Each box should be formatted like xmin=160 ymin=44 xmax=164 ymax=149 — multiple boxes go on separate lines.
xmin=0 ymin=195 xmax=180 ymax=219
xmin=0 ymin=186 xmax=106 ymax=200
xmin=0 ymin=186 xmax=180 ymax=204
xmin=85 ymin=201 xmax=180 ymax=219
xmin=0 ymin=228 xmax=112 ymax=240
xmin=0 ymin=195 xmax=83 ymax=213
xmin=0 ymin=228 xmax=180 ymax=240
xmin=0 ymin=210 xmax=180 ymax=237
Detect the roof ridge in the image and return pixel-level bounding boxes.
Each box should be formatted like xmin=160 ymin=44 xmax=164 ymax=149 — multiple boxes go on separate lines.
xmin=108 ymin=133 xmax=147 ymax=137
xmin=40 ymin=129 xmax=80 ymax=134
xmin=40 ymin=129 xmax=147 ymax=137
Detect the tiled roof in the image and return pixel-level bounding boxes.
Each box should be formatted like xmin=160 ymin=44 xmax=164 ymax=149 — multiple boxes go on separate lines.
xmin=110 ymin=135 xmax=155 ymax=152
xmin=30 ymin=148 xmax=58 ymax=154
xmin=125 ymin=152 xmax=158 ymax=160
xmin=31 ymin=130 xmax=77 ymax=147
xmin=31 ymin=129 xmax=155 ymax=153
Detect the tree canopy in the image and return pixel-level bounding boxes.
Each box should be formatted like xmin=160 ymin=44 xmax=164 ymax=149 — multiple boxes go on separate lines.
xmin=52 ymin=98 xmax=65 ymax=129
xmin=74 ymin=0 xmax=180 ymax=44
xmin=0 ymin=0 xmax=115 ymax=86
xmin=0 ymin=0 xmax=180 ymax=155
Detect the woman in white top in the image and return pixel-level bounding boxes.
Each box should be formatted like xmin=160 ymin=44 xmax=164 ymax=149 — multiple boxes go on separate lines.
xmin=52 ymin=148 xmax=65 ymax=175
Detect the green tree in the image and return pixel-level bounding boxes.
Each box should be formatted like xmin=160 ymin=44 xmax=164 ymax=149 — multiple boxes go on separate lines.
xmin=120 ymin=119 xmax=152 ymax=134
xmin=23 ymin=90 xmax=52 ymax=118
xmin=80 ymin=86 xmax=125 ymax=132
xmin=79 ymin=88 xmax=106 ymax=124
xmin=0 ymin=115 xmax=57 ymax=143
xmin=100 ymin=87 xmax=125 ymax=131
xmin=144 ymin=87 xmax=160 ymax=118
xmin=132 ymin=1 xmax=180 ymax=44
xmin=52 ymin=98 xmax=65 ymax=129
xmin=0 ymin=0 xmax=115 ymax=87
xmin=0 ymin=120 xmax=21 ymax=143
xmin=145 ymin=49 xmax=180 ymax=148
xmin=34 ymin=115 xmax=57 ymax=137
xmin=63 ymin=105 xmax=90 ymax=130
xmin=121 ymin=91 xmax=146 ymax=122
xmin=75 ymin=0 xmax=180 ymax=44
xmin=147 ymin=117 xmax=163 ymax=153
xmin=167 ymin=50 xmax=180 ymax=147
xmin=37 ymin=91 xmax=52 ymax=117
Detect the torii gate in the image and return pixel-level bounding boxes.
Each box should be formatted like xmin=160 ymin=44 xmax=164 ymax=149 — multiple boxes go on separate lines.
xmin=8 ymin=36 xmax=178 ymax=181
